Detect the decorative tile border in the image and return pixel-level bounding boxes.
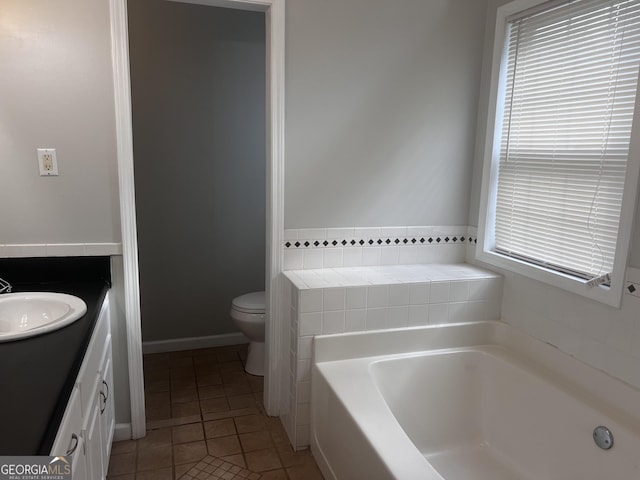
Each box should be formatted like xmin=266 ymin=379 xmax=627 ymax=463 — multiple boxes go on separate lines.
xmin=285 ymin=235 xmax=475 ymax=249
xmin=283 ymin=226 xmax=478 ymax=270
xmin=284 ymin=226 xmax=477 ymax=249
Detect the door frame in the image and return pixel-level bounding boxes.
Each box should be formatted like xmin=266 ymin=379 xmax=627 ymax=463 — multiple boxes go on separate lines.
xmin=109 ymin=0 xmax=285 ymax=438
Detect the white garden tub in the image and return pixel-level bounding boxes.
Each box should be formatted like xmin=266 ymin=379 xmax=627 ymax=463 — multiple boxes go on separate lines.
xmin=311 ymin=321 xmax=640 ymax=480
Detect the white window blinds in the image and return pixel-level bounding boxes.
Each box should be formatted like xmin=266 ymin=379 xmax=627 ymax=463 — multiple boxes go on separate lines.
xmin=495 ymin=0 xmax=640 ymax=280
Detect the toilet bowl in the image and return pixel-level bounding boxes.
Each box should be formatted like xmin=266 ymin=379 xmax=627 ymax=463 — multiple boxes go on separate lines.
xmin=230 ymin=291 xmax=266 ymax=376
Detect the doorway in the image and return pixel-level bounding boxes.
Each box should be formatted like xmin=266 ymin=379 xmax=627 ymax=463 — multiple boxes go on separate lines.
xmin=109 ymin=0 xmax=285 ymax=438
xmin=128 ymin=1 xmax=266 ymax=348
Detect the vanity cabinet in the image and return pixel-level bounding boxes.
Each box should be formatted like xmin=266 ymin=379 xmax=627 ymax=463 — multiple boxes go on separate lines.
xmin=50 ymin=293 xmax=114 ymax=480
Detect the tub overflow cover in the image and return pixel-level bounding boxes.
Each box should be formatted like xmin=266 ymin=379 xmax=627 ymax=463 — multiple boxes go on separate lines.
xmin=593 ymin=426 xmax=614 ymax=450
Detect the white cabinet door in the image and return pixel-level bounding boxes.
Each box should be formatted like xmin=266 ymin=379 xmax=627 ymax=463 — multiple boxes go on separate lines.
xmin=99 ymin=338 xmax=114 ymax=476
xmin=51 ymin=386 xmax=87 ymax=480
xmin=69 ymin=435 xmax=87 ymax=480
xmin=52 ymin=293 xmax=113 ymax=480
xmin=84 ymin=392 xmax=104 ymax=480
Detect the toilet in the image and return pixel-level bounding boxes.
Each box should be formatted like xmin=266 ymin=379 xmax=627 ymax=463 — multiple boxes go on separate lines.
xmin=230 ymin=291 xmax=266 ymax=376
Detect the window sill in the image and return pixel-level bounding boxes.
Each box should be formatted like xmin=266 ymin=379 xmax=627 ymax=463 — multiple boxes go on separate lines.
xmin=474 ymin=248 xmax=623 ymax=308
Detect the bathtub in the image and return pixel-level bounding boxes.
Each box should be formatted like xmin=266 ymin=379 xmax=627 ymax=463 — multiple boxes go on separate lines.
xmin=311 ymin=321 xmax=640 ymax=480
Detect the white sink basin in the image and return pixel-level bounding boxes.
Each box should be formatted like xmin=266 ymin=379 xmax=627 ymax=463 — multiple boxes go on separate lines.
xmin=0 ymin=292 xmax=87 ymax=342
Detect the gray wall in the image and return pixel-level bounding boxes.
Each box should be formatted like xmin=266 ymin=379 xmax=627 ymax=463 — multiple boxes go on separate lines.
xmin=0 ymin=0 xmax=120 ymax=244
xmin=468 ymin=0 xmax=640 ymax=268
xmin=0 ymin=0 xmax=128 ymax=424
xmin=284 ymin=0 xmax=489 ymax=228
xmin=128 ymin=0 xmax=266 ymax=341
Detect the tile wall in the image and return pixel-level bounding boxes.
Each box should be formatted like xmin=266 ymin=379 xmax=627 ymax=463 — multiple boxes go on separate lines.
xmin=280 ymin=264 xmax=503 ymax=449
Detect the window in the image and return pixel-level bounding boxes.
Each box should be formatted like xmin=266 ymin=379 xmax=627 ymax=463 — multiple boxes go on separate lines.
xmin=478 ymin=0 xmax=640 ymax=306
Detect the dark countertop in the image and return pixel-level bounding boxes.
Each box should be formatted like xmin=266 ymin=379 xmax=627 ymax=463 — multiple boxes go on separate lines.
xmin=0 ymin=257 xmax=110 ymax=455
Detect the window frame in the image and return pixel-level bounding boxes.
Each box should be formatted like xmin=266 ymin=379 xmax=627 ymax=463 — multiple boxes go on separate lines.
xmin=477 ymin=0 xmax=640 ymax=308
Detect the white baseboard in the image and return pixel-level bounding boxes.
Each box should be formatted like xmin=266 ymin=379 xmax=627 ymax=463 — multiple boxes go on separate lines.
xmin=113 ymin=423 xmax=132 ymax=442
xmin=142 ymin=332 xmax=249 ymax=354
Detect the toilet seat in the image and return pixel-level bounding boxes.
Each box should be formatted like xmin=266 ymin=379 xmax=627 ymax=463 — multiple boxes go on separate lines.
xmin=231 ymin=291 xmax=265 ymax=314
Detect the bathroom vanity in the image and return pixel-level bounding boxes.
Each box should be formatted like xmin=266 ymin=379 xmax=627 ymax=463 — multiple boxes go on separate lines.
xmin=0 ymin=256 xmax=112 ymax=478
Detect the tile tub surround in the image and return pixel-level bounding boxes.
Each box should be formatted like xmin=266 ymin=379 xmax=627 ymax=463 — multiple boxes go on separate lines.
xmin=284 ymin=226 xmax=478 ymax=270
xmin=280 ymin=263 xmax=502 ymax=449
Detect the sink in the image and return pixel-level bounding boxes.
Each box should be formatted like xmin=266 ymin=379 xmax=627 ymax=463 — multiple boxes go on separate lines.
xmin=0 ymin=292 xmax=87 ymax=342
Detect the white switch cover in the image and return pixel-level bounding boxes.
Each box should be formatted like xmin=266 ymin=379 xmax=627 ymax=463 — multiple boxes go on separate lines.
xmin=37 ymin=148 xmax=58 ymax=176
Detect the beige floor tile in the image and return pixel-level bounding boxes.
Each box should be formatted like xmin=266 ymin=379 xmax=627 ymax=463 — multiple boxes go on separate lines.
xmin=143 ymin=358 xmax=170 ymax=373
xmin=173 ymin=423 xmax=205 ymax=444
xmin=194 ymin=354 xmax=219 ymax=366
xmin=204 ymin=418 xmax=237 ymax=439
xmin=234 ymin=414 xmax=266 ymax=434
xmin=172 ymin=400 xmax=201 ymax=418
xmin=171 ymin=365 xmax=196 ymax=379
xmin=170 ymin=350 xmax=193 ymax=359
xmin=145 ymin=391 xmax=170 ymax=408
xmin=171 ymin=387 xmax=199 ymax=404
xmin=264 ymin=416 xmax=285 ymax=431
xmin=112 ymin=345 xmax=322 ymax=480
xmin=137 ymin=444 xmax=173 ymax=471
xmin=216 ymin=351 xmax=239 ymax=363
xmin=239 ymin=431 xmax=274 ymax=452
xmin=137 ymin=427 xmax=172 ymax=450
xmin=227 ymin=394 xmax=258 ymax=410
xmin=136 ymin=466 xmax=173 ymax=480
xmin=171 ymin=378 xmax=198 ymax=390
xmin=173 ymin=440 xmax=208 ymax=465
xmin=223 ymin=382 xmax=252 ymax=396
xmin=219 ymin=358 xmax=244 ymax=370
xmin=145 ymin=379 xmax=170 ymax=393
xmin=220 ymin=453 xmax=246 ymax=468
xmin=198 ymin=384 xmax=226 ymax=400
xmin=278 ymin=448 xmax=316 ymax=468
xmin=107 ymin=452 xmax=136 ymax=476
xmin=174 ymin=461 xmax=197 ymax=478
xmin=200 ymin=397 xmax=230 ymax=414
xmin=145 ymin=404 xmax=171 ymax=421
xmin=106 ymin=474 xmax=135 ymax=480
xmin=110 ymin=440 xmax=137 ymax=455
xmin=286 ymin=463 xmax=324 ymax=480
xmin=197 ymin=372 xmax=223 ymax=386
xmin=145 ymin=369 xmax=170 ymax=382
xmin=169 ymin=356 xmax=193 ymax=368
xmin=146 ymin=415 xmax=202 ymax=430
xmin=245 ymin=448 xmax=282 ymax=472
xmin=206 ymin=435 xmax=242 ymax=457
xmin=203 ymin=407 xmax=259 ymax=422
xmin=221 ymin=371 xmax=248 ymax=384
xmin=260 ymin=469 xmax=288 ymax=480
xmin=248 ymin=376 xmax=263 ymax=393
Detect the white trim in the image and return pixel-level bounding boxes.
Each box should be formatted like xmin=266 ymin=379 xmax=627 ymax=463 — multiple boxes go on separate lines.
xmin=476 ymin=0 xmax=640 ymax=308
xmin=0 ymin=243 xmax=122 ymax=258
xmin=113 ymin=423 xmax=133 ymax=442
xmin=168 ymin=0 xmax=267 ymax=11
xmin=109 ymin=0 xmax=146 ymax=439
xmin=142 ymin=332 xmax=249 ymax=354
xmin=110 ymin=0 xmax=286 ymax=432
xmin=264 ymin=0 xmax=285 ymax=417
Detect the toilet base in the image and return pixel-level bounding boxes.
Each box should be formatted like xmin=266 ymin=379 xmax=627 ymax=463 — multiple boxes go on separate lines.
xmin=245 ymin=341 xmax=265 ymax=376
